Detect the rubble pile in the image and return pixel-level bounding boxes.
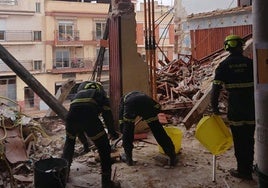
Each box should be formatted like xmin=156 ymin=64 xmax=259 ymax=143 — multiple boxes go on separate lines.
xmin=0 ymin=51 xmax=232 ymax=187
xmin=156 ymin=53 xmax=229 ymax=117
xmin=0 ymin=101 xmax=102 ymax=188
xmin=0 ymin=99 xmax=50 ymax=188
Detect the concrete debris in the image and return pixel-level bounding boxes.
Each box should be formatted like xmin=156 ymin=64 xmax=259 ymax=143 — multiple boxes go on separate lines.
xmin=157 ymin=53 xmax=229 ymax=125
xmin=0 ymin=98 xmax=49 ymax=187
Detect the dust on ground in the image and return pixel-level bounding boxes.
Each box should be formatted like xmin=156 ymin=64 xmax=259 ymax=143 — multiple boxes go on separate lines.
xmin=39 ymin=119 xmax=259 ymax=188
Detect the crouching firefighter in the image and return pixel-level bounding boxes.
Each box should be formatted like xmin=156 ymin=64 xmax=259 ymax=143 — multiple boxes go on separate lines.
xmin=119 ymin=91 xmax=177 ymax=167
xmin=62 ymin=81 xmax=121 ymax=188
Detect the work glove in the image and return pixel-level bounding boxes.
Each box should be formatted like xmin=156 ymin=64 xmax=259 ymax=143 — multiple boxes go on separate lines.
xmin=211 ymin=84 xmax=221 ymax=115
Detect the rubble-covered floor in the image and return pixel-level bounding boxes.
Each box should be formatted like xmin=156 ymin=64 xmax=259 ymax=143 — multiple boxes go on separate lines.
xmin=66 ymin=123 xmax=259 ymax=188
xmin=0 ymin=115 xmax=260 ymax=188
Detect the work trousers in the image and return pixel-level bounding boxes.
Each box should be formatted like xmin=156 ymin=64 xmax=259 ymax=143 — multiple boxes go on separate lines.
xmin=122 ymin=119 xmax=175 ymax=158
xmin=230 ymin=124 xmax=255 ymax=176
xmin=62 ymin=104 xmax=112 ymax=178
xmin=120 ymin=92 xmax=175 ymax=159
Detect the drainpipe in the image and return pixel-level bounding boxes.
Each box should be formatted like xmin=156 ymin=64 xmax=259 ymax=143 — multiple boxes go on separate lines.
xmin=253 ymin=1 xmax=268 ymax=187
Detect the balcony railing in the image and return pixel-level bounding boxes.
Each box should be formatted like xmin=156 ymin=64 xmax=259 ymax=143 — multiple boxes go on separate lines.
xmin=0 ymin=30 xmax=40 ymax=42
xmin=54 ymin=30 xmax=82 ymax=46
xmin=0 ymin=60 xmax=38 ymax=73
xmin=52 ymin=58 xmax=95 ymax=70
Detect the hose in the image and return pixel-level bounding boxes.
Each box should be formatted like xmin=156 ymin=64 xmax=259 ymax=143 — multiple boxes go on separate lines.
xmin=0 ymin=115 xmax=17 ymax=188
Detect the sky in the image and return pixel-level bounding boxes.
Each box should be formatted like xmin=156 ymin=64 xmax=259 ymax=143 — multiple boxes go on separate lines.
xmin=158 ymin=0 xmax=236 ymax=14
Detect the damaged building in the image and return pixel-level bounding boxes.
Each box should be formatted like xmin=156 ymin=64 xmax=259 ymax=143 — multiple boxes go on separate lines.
xmin=1 ymin=0 xmax=266 ymax=187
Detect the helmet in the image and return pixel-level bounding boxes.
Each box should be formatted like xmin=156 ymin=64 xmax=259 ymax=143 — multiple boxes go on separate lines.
xmin=224 ymin=35 xmax=244 ymax=51
xmin=77 ymin=81 xmax=102 ymax=92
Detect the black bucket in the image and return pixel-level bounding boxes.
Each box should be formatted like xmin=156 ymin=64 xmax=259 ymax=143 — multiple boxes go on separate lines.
xmin=34 ymin=158 xmax=68 ymax=188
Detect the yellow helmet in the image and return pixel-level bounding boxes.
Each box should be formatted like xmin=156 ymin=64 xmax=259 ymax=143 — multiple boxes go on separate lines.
xmin=224 ymin=35 xmax=244 ymax=51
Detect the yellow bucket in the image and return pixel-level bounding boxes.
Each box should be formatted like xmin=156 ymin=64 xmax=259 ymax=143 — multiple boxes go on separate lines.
xmin=158 ymin=125 xmax=182 ymax=154
xmin=195 ymin=115 xmax=233 ymax=155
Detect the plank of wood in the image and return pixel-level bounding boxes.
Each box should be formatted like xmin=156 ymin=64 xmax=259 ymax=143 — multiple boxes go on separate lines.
xmin=46 ymin=79 xmax=75 ymax=117
xmin=182 ymin=86 xmax=212 ymax=129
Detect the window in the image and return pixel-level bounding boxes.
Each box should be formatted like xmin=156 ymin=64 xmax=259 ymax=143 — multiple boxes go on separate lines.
xmin=0 ymin=30 xmax=5 ymax=41
xmin=0 ymin=0 xmax=17 ymax=5
xmin=159 ymin=27 xmax=169 ymax=39
xmin=33 ymin=60 xmax=42 ymax=70
xmin=0 ymin=77 xmax=16 ymax=102
xmin=55 ymin=50 xmax=70 ymax=68
xmin=0 ymin=19 xmax=6 ymax=41
xmin=95 ymin=22 xmax=106 ymax=40
xmin=24 ymin=87 xmax=35 ymax=108
xmin=58 ymin=21 xmax=74 ymax=41
xmin=36 ymin=2 xmax=41 ymax=13
xmin=33 ymin=31 xmax=41 ymax=41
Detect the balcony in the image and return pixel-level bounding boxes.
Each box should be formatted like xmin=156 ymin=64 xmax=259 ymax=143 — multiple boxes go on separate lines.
xmin=51 ymin=57 xmax=95 ymax=73
xmin=0 ymin=60 xmax=42 ymax=74
xmin=54 ymin=30 xmax=84 ymax=46
xmin=0 ymin=30 xmax=41 ymax=43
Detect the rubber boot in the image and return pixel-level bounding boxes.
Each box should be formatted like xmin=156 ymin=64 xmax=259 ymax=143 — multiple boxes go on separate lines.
xmin=168 ymin=152 xmax=177 ymax=167
xmin=120 ymin=152 xmax=134 ymax=166
xmin=102 ymin=174 xmax=121 ymax=188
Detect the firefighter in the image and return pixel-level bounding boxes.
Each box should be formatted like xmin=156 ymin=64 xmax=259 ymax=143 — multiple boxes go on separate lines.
xmin=119 ymin=91 xmax=177 ymax=167
xmin=211 ymin=35 xmax=255 ymax=180
xmin=62 ymin=81 xmax=121 ymax=188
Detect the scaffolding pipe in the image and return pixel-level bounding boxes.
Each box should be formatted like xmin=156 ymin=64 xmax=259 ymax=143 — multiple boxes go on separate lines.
xmin=147 ymin=0 xmax=153 ymax=97
xmin=151 ymin=0 xmax=157 ymax=100
xmin=253 ymin=0 xmax=268 ymax=187
xmin=144 ymin=0 xmax=149 ymax=75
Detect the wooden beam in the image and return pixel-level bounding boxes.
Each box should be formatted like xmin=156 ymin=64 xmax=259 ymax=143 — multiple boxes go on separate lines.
xmin=182 ymin=86 xmax=212 ymax=129
xmin=46 ymin=79 xmax=76 ymax=117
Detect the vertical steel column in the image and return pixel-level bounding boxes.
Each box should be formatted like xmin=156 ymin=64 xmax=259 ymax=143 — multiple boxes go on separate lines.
xmin=151 ymin=0 xmax=157 ymax=100
xmin=147 ymin=0 xmax=153 ymax=97
xmin=144 ymin=0 xmax=150 ymax=94
xmin=144 ymin=0 xmax=156 ymax=99
xmin=253 ymin=0 xmax=268 ymax=187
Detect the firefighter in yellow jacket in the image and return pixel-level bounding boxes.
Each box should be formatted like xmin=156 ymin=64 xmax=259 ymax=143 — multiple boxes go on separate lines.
xmin=211 ymin=35 xmax=255 ymax=180
xmin=62 ymin=81 xmax=120 ymax=188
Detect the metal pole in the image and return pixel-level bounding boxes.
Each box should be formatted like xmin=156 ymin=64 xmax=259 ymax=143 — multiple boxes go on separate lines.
xmin=151 ymin=0 xmax=157 ymax=100
xmin=147 ymin=0 xmax=153 ymax=97
xmin=212 ymin=155 xmax=216 ymax=182
xmin=144 ymin=0 xmax=149 ymax=82
xmin=253 ymin=0 xmax=268 ymax=187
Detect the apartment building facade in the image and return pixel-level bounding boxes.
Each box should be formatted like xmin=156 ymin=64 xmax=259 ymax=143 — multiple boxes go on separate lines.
xmin=135 ymin=2 xmax=175 ymax=64
xmin=0 ymin=0 xmax=110 ymax=111
xmin=0 ymin=0 xmax=174 ymax=112
xmin=44 ymin=0 xmax=110 ymax=105
xmin=0 ymin=0 xmax=45 ymax=109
